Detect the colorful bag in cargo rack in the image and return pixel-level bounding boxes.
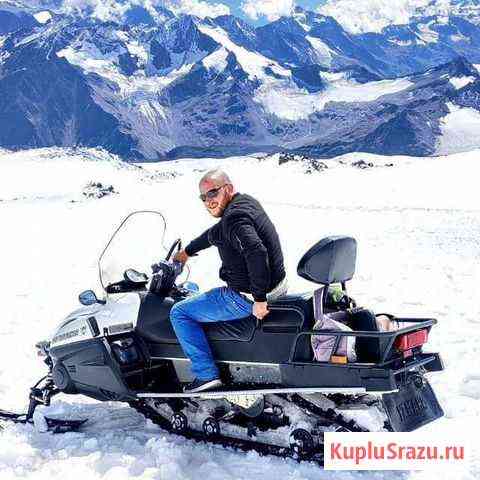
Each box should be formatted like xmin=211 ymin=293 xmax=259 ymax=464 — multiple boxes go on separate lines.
xmin=311 ymin=286 xmax=357 ymax=363
xmin=311 ymin=315 xmax=357 ymax=362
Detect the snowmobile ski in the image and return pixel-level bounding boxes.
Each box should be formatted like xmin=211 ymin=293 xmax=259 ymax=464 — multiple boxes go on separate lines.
xmin=0 ymin=409 xmax=87 ymax=433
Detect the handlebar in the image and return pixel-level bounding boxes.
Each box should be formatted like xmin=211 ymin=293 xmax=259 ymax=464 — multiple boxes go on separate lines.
xmin=165 ymin=238 xmax=182 ymax=262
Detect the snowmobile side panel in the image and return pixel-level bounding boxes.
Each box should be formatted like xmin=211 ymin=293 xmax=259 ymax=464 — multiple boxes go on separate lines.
xmin=382 ymin=378 xmax=444 ymax=431
xmin=49 ymin=338 xmax=134 ymax=402
xmin=279 ymin=363 xmax=397 ymax=391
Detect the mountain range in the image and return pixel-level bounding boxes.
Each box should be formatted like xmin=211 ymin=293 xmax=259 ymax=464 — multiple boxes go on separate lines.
xmin=1 ymin=0 xmax=480 ymax=159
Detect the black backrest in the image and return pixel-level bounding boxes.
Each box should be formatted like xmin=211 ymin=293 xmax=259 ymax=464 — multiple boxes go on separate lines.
xmin=297 ymin=236 xmax=357 ymax=285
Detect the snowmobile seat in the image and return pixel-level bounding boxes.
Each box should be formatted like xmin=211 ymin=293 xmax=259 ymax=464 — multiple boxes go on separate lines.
xmin=136 ymin=292 xmax=314 ymax=347
xmin=263 ymin=292 xmax=314 ymax=331
xmin=136 ymin=292 xmax=257 ymax=345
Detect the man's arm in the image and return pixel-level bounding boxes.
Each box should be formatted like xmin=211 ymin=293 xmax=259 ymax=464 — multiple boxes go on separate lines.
xmin=184 ymin=228 xmax=211 ymax=256
xmin=228 ymin=216 xmax=271 ymax=303
xmin=175 ymin=224 xmax=218 ymax=263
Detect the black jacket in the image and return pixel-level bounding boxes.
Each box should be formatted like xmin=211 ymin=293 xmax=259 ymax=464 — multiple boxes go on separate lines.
xmin=185 ymin=193 xmax=285 ymax=302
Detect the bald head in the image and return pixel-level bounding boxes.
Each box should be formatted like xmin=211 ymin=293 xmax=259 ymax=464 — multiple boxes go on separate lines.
xmin=199 ymin=169 xmax=232 ymax=188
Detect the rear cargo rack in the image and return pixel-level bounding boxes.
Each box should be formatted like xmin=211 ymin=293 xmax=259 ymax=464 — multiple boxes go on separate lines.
xmin=289 ymin=317 xmax=437 ymax=367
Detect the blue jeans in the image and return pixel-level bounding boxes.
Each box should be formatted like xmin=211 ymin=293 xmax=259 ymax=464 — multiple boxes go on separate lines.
xmin=170 ymin=287 xmax=253 ymax=380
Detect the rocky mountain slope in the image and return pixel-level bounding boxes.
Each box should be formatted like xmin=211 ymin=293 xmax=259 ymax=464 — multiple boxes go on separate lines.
xmin=1 ymin=1 xmax=480 ymax=159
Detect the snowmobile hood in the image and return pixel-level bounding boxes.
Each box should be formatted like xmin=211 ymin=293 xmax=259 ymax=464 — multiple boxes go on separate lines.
xmin=49 ymin=293 xmax=141 ymax=348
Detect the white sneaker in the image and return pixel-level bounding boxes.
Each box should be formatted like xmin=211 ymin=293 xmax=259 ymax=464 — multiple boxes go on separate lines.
xmin=183 ymin=378 xmax=223 ymax=393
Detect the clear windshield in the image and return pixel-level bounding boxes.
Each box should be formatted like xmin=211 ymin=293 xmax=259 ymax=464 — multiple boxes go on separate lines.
xmin=98 ymin=211 xmax=168 ymax=290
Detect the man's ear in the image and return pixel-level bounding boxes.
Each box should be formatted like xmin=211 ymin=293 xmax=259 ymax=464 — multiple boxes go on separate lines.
xmin=225 ymin=184 xmax=235 ymax=197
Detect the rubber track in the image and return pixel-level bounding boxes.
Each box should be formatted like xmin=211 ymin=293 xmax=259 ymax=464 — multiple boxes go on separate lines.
xmin=130 ymin=395 xmax=370 ymax=465
xmin=130 ymin=400 xmax=322 ymax=463
xmin=288 ymin=394 xmax=369 ymax=433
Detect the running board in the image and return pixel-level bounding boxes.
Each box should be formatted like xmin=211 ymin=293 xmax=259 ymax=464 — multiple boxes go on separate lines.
xmin=137 ymin=386 xmax=367 ymax=399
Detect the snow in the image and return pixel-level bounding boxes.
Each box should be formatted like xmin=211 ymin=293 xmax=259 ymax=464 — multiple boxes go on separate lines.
xmin=33 ymin=11 xmax=52 ymax=24
xmin=124 ymin=40 xmax=149 ymax=65
xmin=254 ymin=76 xmax=413 ymax=121
xmin=55 ymin=41 xmax=190 ymax=158
xmin=57 ymin=45 xmax=122 ymax=81
xmin=416 ymin=22 xmax=439 ymax=44
xmin=198 ymin=25 xmax=290 ymax=81
xmin=389 ymin=39 xmax=414 ymax=47
xmin=0 ymin=0 xmax=25 ymax=14
xmin=449 ymin=76 xmax=476 ymax=90
xmin=202 ymin=47 xmax=229 ymax=72
xmin=56 ymin=38 xmax=196 ymax=93
xmin=450 ymin=33 xmax=468 ymax=42
xmin=1 ymin=147 xmax=480 ymax=479
xmin=437 ymin=102 xmax=480 ymax=155
xmin=306 ymin=35 xmax=333 ymax=66
xmin=293 ymin=10 xmax=312 ymax=32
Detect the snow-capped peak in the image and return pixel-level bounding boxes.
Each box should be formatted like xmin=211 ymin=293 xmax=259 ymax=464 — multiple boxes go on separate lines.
xmin=198 ymin=24 xmax=290 ymax=81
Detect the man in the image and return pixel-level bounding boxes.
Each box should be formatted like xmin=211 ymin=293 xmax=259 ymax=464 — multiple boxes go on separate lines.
xmin=170 ymin=169 xmax=287 ymax=393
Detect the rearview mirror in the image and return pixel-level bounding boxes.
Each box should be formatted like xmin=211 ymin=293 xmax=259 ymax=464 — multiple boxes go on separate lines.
xmin=79 ymin=290 xmax=103 ymax=306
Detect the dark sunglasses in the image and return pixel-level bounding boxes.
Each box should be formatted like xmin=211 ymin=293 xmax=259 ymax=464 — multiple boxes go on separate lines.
xmin=199 ymin=185 xmax=227 ymax=202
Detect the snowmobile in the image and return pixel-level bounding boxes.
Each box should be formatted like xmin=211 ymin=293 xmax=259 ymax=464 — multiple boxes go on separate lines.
xmin=0 ymin=211 xmax=445 ymax=461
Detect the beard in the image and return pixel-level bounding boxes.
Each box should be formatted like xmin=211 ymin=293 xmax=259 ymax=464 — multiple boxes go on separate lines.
xmin=206 ymin=199 xmax=227 ymax=217
xmin=208 ymin=206 xmax=224 ymax=217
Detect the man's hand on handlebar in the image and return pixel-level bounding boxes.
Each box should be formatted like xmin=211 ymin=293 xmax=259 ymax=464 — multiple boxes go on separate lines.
xmin=173 ymin=249 xmax=189 ymax=264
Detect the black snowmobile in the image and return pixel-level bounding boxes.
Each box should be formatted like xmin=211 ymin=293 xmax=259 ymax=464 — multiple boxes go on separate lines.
xmin=0 ymin=211 xmax=444 ymax=461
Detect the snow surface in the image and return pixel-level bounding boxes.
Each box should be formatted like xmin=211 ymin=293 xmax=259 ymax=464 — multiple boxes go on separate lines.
xmin=254 ymin=77 xmax=413 ymax=121
xmin=1 ymin=147 xmax=480 ymax=479
xmin=437 ymin=102 xmax=480 ymax=154
xmin=33 ymin=11 xmax=52 ymax=24
xmin=449 ymin=76 xmax=477 ymax=90
xmin=305 ymin=35 xmax=333 ymax=66
xmin=202 ymin=47 xmax=229 ymax=72
xmin=198 ymin=25 xmax=290 ymax=81
xmin=416 ymin=21 xmax=440 ymax=44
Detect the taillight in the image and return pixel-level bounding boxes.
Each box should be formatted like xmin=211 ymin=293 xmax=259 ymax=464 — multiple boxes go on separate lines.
xmin=395 ymin=329 xmax=428 ymax=357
